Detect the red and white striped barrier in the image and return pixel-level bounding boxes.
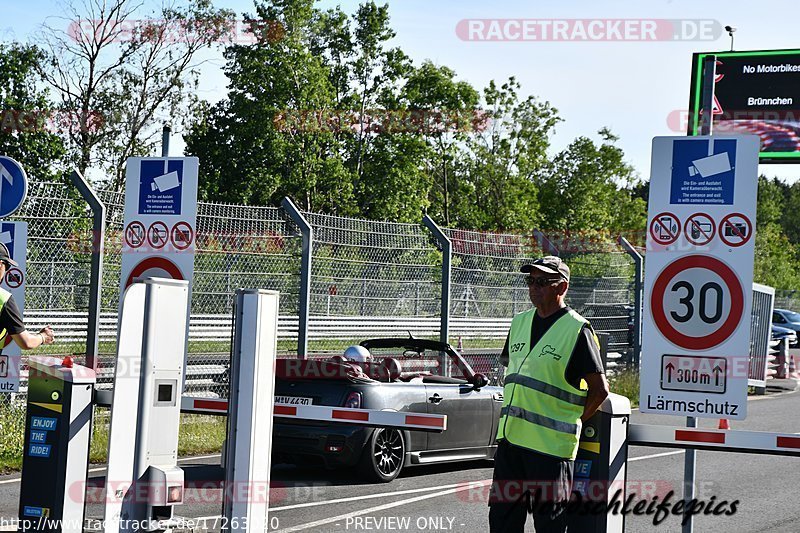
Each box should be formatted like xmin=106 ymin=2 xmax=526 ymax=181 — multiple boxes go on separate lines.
xmin=180 ymin=396 xmax=447 ymax=432
xmin=629 ymin=424 xmax=800 ymax=457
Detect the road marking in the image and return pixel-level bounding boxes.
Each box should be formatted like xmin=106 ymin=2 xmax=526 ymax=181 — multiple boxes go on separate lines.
xmin=271 ymin=480 xmax=492 ymax=533
xmin=189 ymin=480 xmax=485 ymax=523
xmin=270 ymin=481 xmax=472 ymax=511
xmin=629 ymin=450 xmax=684 ymax=461
xmin=0 ymin=454 xmax=221 ymax=485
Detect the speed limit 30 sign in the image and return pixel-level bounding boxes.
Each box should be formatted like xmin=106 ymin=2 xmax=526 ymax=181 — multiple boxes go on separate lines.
xmin=640 ymin=136 xmax=760 ymax=420
xmin=650 ymin=254 xmax=743 ymax=351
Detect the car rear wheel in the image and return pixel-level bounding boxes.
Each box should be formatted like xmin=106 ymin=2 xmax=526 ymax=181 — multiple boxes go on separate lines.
xmin=358 ymin=428 xmax=405 ymax=482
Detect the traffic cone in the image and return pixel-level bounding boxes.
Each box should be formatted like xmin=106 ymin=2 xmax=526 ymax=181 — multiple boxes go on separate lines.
xmin=718 ymin=419 xmax=730 ymax=430
xmin=790 ymin=351 xmax=800 ymax=379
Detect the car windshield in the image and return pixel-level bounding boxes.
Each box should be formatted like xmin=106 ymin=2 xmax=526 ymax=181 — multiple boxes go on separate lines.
xmin=365 ymin=345 xmax=469 ymax=381
xmin=783 ymin=310 xmax=800 ymax=322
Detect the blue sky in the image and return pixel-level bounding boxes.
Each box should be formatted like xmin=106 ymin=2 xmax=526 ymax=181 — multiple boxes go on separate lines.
xmin=4 ymin=0 xmax=800 ymax=183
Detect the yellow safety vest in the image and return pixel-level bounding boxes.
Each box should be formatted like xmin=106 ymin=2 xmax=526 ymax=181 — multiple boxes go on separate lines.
xmin=0 ymin=287 xmax=11 ymax=347
xmin=497 ymin=308 xmax=590 ymax=459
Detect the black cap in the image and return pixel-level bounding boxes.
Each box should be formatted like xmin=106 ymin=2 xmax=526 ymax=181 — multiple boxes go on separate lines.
xmin=0 ymin=243 xmax=18 ymax=267
xmin=521 ymin=255 xmax=570 ymax=282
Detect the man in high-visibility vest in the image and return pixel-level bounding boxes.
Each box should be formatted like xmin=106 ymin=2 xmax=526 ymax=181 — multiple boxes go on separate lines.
xmin=0 ymin=243 xmax=55 ymax=350
xmin=489 ymin=255 xmax=609 ymax=533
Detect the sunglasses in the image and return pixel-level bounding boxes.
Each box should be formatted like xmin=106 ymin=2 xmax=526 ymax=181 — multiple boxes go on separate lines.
xmin=525 ymin=276 xmax=563 ymax=287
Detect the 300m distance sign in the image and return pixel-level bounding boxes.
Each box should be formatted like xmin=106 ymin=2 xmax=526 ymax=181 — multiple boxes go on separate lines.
xmin=650 ymin=254 xmax=744 ymax=351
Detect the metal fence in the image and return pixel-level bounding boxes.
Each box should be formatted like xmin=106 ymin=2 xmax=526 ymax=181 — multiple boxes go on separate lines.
xmin=1 ymin=180 xmax=96 ymax=405
xmin=2 ymin=178 xmax=641 ymax=403
xmin=774 ymin=290 xmax=800 ymax=312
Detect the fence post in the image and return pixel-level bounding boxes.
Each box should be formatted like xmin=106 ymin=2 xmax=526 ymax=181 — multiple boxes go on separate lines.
xmin=532 ymin=230 xmax=560 ymax=255
xmin=70 ymin=170 xmax=105 ymax=372
xmin=281 ymin=197 xmax=312 ymax=358
xmin=619 ymin=236 xmax=643 ymax=369
xmin=422 ymin=215 xmax=451 ymax=345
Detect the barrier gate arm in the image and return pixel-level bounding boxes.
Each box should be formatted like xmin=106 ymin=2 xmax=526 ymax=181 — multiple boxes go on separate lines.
xmin=180 ymin=396 xmax=447 ymax=432
xmin=629 ymin=424 xmax=800 ymax=457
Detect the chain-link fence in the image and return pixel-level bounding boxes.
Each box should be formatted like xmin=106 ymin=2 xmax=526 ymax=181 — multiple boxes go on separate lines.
xmin=305 ymin=211 xmax=441 ymax=347
xmin=94 ymin=189 xmax=304 ymax=395
xmin=4 ymin=179 xmax=642 ymax=403
xmin=443 ymin=229 xmax=637 ymax=380
xmin=1 ymin=180 xmax=97 ymax=406
xmin=774 ymin=290 xmax=800 ymax=312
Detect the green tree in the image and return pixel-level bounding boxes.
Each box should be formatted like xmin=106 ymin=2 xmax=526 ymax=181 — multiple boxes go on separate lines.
xmin=186 ymin=0 xmax=355 ymax=212
xmin=454 ymin=78 xmax=560 ymax=231
xmin=0 ymin=44 xmax=65 ymax=181
xmin=780 ymin=181 xmax=800 ymax=245
xmin=756 ymin=175 xmax=786 ymax=228
xmin=39 ymin=0 xmax=234 ymax=188
xmin=403 ymin=61 xmax=479 ymax=225
xmin=187 ymin=0 xmax=436 ymax=219
xmin=753 ymin=223 xmax=800 ymax=288
xmin=535 ymin=128 xmax=646 ymax=234
xmin=753 ymin=175 xmax=799 ymax=289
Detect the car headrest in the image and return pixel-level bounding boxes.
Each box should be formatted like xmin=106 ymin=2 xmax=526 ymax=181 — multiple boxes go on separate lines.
xmin=380 ymin=357 xmax=402 ymax=382
xmin=329 ymin=355 xmax=348 ymax=364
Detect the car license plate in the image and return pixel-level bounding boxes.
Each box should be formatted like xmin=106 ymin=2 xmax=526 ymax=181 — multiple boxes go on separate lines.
xmin=275 ymin=396 xmax=313 ymax=406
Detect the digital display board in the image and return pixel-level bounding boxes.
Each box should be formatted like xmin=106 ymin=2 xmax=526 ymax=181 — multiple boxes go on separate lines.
xmin=688 ymin=49 xmax=800 ymax=163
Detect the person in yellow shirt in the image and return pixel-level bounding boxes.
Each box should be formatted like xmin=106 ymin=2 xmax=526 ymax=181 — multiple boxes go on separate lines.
xmin=489 ymin=256 xmax=609 ymax=533
xmin=0 ymin=243 xmax=54 ymax=350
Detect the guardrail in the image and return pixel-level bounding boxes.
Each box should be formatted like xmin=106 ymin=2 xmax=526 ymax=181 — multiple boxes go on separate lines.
xmin=24 ymin=311 xmax=516 ymax=344
xmin=14 ymin=312 xmax=628 ymax=398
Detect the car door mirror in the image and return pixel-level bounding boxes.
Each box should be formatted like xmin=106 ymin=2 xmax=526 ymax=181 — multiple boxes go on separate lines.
xmin=472 ymin=373 xmax=489 ymax=390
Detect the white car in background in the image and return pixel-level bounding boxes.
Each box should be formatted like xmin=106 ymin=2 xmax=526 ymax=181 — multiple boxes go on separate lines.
xmin=772 ymin=309 xmax=800 ymax=347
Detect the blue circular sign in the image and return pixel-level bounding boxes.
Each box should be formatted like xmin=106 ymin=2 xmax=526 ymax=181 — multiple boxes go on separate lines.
xmin=0 ymin=157 xmax=28 ymax=218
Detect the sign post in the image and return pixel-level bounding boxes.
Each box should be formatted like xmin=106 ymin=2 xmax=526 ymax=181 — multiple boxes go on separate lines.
xmin=640 ymin=135 xmax=760 ymax=420
xmin=0 ymin=222 xmax=27 ymax=393
xmin=119 ymin=157 xmax=198 ymax=367
xmin=0 ymin=156 xmax=29 ymax=394
xmin=0 ymin=156 xmax=29 ymax=217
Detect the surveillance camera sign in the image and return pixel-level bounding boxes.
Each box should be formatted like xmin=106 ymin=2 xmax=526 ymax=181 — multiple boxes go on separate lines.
xmin=670 ymin=138 xmax=736 ymax=205
xmin=138 ymin=160 xmax=184 ymax=215
xmin=641 ymin=135 xmax=759 ymax=420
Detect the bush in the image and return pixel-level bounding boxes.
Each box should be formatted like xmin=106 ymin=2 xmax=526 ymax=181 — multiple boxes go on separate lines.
xmin=0 ymin=400 xmax=27 ymax=472
xmin=608 ymin=369 xmax=639 ymax=408
xmin=1 ymin=403 xmax=225 ymax=472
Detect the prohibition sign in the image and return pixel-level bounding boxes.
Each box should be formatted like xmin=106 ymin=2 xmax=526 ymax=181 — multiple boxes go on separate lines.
xmin=171 ymin=221 xmax=194 ymax=250
xmin=125 ymin=221 xmax=145 ymax=249
xmin=4 ymin=268 xmax=23 ymax=288
xmin=650 ymin=254 xmax=744 ymax=350
xmin=649 ymin=212 xmax=680 ymax=246
xmin=147 ymin=221 xmax=169 ymax=249
xmin=719 ymin=213 xmax=752 ymax=247
xmin=684 ymin=213 xmax=715 ymax=246
xmin=125 ymin=256 xmax=183 ymax=289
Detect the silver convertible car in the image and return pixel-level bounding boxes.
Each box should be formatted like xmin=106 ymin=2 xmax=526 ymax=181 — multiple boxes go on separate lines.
xmin=271 ymin=338 xmax=503 ymax=482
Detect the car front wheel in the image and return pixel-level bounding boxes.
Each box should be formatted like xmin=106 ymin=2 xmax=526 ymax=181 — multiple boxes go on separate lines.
xmin=358 ymin=428 xmax=405 ymax=482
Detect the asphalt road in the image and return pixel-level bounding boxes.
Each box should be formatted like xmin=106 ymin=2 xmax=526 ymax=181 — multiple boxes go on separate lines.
xmin=2 ymin=384 xmax=800 ymax=532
